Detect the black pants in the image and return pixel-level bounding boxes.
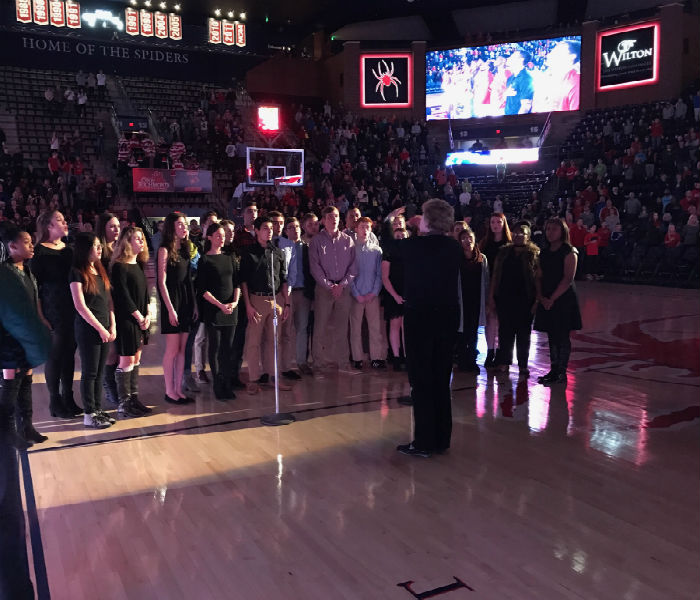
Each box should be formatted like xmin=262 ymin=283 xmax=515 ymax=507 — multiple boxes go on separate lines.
xmin=206 ymin=323 xmax=236 ymax=380
xmin=44 ymin=323 xmax=76 ymax=402
xmin=455 ymin=310 xmax=479 ymax=368
xmin=230 ymin=308 xmax=248 ymax=380
xmin=495 ymin=306 xmax=533 ymax=368
xmin=0 ymin=372 xmax=32 ymax=428
xmin=404 ymin=306 xmax=458 ymax=452
xmin=76 ymin=325 xmax=108 ymax=414
xmin=547 ymin=330 xmax=572 ymax=375
xmin=0 ymin=443 xmax=34 ymax=599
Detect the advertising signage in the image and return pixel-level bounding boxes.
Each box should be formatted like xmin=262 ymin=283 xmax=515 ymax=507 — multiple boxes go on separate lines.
xmin=597 ymin=23 xmax=659 ymax=91
xmin=132 ymin=169 xmax=212 ymax=193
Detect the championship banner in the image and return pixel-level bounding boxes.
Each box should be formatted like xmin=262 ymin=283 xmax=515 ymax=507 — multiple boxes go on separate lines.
xmin=125 ymin=7 xmax=139 ymax=35
xmin=140 ymin=9 xmax=153 ymax=36
xmin=16 ymin=0 xmax=32 ymax=23
xmin=168 ymin=12 xmax=181 ymax=40
xmin=132 ymin=169 xmax=212 ymax=193
xmin=65 ymin=0 xmax=80 ymax=27
xmin=222 ymin=20 xmax=235 ymax=46
xmin=33 ymin=0 xmax=49 ymax=25
xmin=235 ymin=22 xmax=246 ymax=47
xmin=49 ymin=0 xmax=65 ymax=26
xmin=208 ymin=18 xmax=221 ymax=44
xmin=154 ymin=11 xmax=168 ymax=39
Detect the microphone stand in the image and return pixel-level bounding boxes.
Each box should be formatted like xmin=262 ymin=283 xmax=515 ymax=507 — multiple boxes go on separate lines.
xmin=261 ymin=242 xmax=296 ymax=427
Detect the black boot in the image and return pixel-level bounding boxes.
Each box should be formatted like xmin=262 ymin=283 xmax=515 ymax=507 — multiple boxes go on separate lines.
xmin=392 ymin=356 xmax=403 ymax=372
xmin=62 ymin=390 xmax=83 ymax=417
xmin=484 ymin=349 xmax=496 ymax=368
xmin=49 ymin=394 xmax=73 ymax=419
xmin=129 ymin=365 xmax=152 ymax=414
xmin=16 ymin=374 xmax=48 ymax=444
xmin=102 ymin=362 xmax=119 ymax=407
xmin=0 ymin=376 xmax=30 ymax=450
xmin=116 ymin=368 xmax=143 ymax=418
xmin=213 ymin=374 xmax=231 ymax=401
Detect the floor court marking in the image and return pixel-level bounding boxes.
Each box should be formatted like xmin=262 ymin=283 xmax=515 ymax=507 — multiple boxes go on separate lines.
xmin=397 ymin=576 xmax=474 ymax=598
xmin=580 ymin=367 xmax=700 ymax=388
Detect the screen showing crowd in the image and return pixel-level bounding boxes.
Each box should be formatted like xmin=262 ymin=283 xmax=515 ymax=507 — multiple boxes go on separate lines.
xmin=426 ymin=36 xmax=581 ymax=121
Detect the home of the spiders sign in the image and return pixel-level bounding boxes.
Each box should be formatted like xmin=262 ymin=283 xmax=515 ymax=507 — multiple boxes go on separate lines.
xmin=360 ymin=53 xmax=413 ymax=108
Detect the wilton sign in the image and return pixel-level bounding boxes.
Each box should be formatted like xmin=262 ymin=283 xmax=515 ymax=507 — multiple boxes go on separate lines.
xmin=597 ymin=23 xmax=659 ymax=91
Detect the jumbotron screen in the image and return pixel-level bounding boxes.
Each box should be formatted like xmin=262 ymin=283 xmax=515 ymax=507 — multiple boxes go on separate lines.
xmin=426 ymin=36 xmax=581 ymax=121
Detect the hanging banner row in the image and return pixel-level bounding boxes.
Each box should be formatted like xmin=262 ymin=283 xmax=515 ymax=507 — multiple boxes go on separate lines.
xmin=208 ymin=18 xmax=246 ymax=47
xmin=124 ymin=7 xmax=181 ymax=40
xmin=16 ymin=0 xmax=81 ymax=28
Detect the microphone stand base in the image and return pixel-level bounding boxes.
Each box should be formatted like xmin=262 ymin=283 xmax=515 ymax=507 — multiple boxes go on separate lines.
xmin=260 ymin=413 xmax=296 ymax=427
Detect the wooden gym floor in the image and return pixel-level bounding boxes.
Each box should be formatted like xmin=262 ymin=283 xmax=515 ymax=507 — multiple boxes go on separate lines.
xmin=20 ymin=282 xmax=700 ymax=599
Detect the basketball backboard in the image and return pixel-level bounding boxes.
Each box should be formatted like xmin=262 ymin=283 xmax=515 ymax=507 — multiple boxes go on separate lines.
xmin=246 ymin=147 xmax=304 ymax=187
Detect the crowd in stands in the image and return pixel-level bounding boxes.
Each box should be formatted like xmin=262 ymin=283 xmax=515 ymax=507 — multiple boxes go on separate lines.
xmin=43 ymin=69 xmax=107 ymax=117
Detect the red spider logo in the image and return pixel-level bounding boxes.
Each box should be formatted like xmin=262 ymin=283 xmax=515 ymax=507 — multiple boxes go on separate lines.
xmin=372 ymin=60 xmax=402 ymax=101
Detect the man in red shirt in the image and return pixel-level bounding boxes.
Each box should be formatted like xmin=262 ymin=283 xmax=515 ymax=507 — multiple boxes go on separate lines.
xmin=47 ymin=151 xmax=61 ymax=179
xmin=545 ymin=39 xmax=581 ymax=111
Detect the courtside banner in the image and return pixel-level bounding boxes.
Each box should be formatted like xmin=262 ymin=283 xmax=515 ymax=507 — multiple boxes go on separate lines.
xmin=597 ymin=23 xmax=659 ymax=91
xmin=132 ymin=169 xmax=212 ymax=193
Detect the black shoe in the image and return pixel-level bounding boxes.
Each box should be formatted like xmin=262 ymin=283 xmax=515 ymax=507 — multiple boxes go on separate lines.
xmin=23 ymin=424 xmax=48 ymax=444
xmin=371 ymin=360 xmax=387 ymax=370
xmin=352 ymin=360 xmax=363 ymax=370
xmin=95 ymin=410 xmax=117 ymax=424
xmin=230 ymin=378 xmax=246 ymax=390
xmin=282 ymin=370 xmax=302 ymax=380
xmin=63 ymin=395 xmax=84 ymax=416
xmin=198 ymin=370 xmax=210 ymax=384
xmin=518 ymin=367 xmax=530 ymax=379
xmin=397 ymin=395 xmax=413 ymax=406
xmin=537 ymin=371 xmax=554 ymax=383
xmin=542 ymin=372 xmax=567 ymax=386
xmin=257 ymin=373 xmax=270 ymax=385
xmin=396 ymin=443 xmax=431 ymax=458
xmin=164 ymin=394 xmax=189 ymax=405
xmin=130 ymin=394 xmax=153 ymax=414
xmin=49 ymin=399 xmax=74 ymax=419
xmin=484 ymin=350 xmax=496 ymax=369
xmin=118 ymin=400 xmax=144 ymax=418
xmin=392 ymin=357 xmax=404 ymax=372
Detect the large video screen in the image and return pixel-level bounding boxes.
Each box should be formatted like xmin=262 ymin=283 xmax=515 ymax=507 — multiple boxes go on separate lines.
xmin=426 ymin=36 xmax=581 ymax=121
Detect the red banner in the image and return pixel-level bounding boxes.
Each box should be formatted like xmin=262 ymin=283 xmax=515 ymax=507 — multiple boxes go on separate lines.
xmin=221 ymin=20 xmax=234 ymax=46
xmin=49 ymin=0 xmax=65 ymax=26
xmin=65 ymin=0 xmax=80 ymax=27
xmin=132 ymin=169 xmax=212 ymax=193
xmin=235 ymin=22 xmax=246 ymax=47
xmin=125 ymin=7 xmax=138 ymax=35
xmin=154 ymin=11 xmax=167 ymax=38
xmin=140 ymin=9 xmax=153 ymax=36
xmin=16 ymin=0 xmax=32 ymax=23
xmin=208 ymin=18 xmax=221 ymax=44
xmin=33 ymin=0 xmax=49 ymax=25
xmin=168 ymin=12 xmax=181 ymax=40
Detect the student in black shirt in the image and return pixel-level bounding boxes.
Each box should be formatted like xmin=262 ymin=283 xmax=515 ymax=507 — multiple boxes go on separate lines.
xmin=196 ymin=223 xmax=240 ymax=400
xmin=69 ymin=233 xmax=116 ymax=429
xmin=110 ymin=227 xmax=152 ymax=418
xmin=390 ymin=199 xmax=463 ymax=457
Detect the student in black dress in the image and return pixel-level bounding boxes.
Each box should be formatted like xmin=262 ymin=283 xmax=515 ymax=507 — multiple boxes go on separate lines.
xmin=157 ymin=212 xmax=196 ymax=405
xmin=534 ymin=218 xmax=582 ymax=385
xmin=479 ymin=212 xmax=511 ymax=368
xmin=381 ymin=227 xmax=409 ymax=371
xmin=32 ymin=210 xmax=81 ymax=418
xmin=392 ymin=199 xmax=463 ymax=458
xmin=196 ymin=223 xmax=240 ymax=400
xmin=489 ymin=221 xmax=540 ymax=379
xmin=110 ymin=227 xmax=152 ymax=417
xmin=69 ymin=233 xmax=116 ymax=429
xmin=0 ymin=223 xmax=51 ymax=448
xmin=97 ymin=212 xmax=121 ymax=405
xmin=457 ymin=227 xmax=489 ymax=373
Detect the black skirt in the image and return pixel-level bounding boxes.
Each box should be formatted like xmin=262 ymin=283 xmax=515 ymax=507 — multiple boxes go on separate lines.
xmin=533 ymin=287 xmax=582 ymax=333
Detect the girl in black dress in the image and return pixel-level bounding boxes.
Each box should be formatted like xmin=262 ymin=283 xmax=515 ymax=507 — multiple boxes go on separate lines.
xmin=97 ymin=212 xmax=121 ymax=405
xmin=479 ymin=213 xmax=512 ymax=368
xmin=110 ymin=227 xmax=152 ymax=417
xmin=457 ymin=228 xmax=489 ymax=373
xmin=488 ymin=221 xmax=540 ymax=379
xmin=157 ymin=212 xmax=196 ymax=405
xmin=69 ymin=233 xmax=116 ymax=428
xmin=196 ymin=223 xmax=240 ymax=400
xmin=0 ymin=223 xmax=50 ymax=448
xmin=534 ymin=218 xmax=582 ymax=385
xmin=381 ymin=227 xmax=409 ymax=371
xmin=32 ymin=210 xmax=81 ymax=418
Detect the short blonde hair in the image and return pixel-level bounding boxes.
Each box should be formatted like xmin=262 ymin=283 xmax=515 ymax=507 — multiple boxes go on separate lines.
xmin=421 ymin=199 xmax=454 ymax=234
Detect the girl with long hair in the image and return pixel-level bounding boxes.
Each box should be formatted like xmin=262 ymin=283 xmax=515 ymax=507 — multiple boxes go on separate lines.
xmin=457 ymin=227 xmax=489 ymax=373
xmin=157 ymin=212 xmax=196 ymax=404
xmin=479 ymin=212 xmax=512 ymax=368
xmin=70 ymin=232 xmax=116 ymax=428
xmin=96 ymin=212 xmax=121 ymax=405
xmin=0 ymin=223 xmax=50 ymax=448
xmin=32 ymin=210 xmax=81 ymax=418
xmin=196 ymin=223 xmax=240 ymax=400
xmin=381 ymin=227 xmax=409 ymax=371
xmin=110 ymin=227 xmax=152 ymax=417
xmin=534 ymin=218 xmax=582 ymax=385
xmin=488 ymin=221 xmax=539 ymax=379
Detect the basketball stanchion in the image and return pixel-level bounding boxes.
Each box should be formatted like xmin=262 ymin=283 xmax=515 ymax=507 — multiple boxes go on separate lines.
xmin=261 ymin=245 xmax=296 ymax=427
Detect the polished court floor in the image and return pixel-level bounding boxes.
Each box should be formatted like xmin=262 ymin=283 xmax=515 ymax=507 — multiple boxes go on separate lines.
xmin=21 ymin=282 xmax=700 ymax=600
